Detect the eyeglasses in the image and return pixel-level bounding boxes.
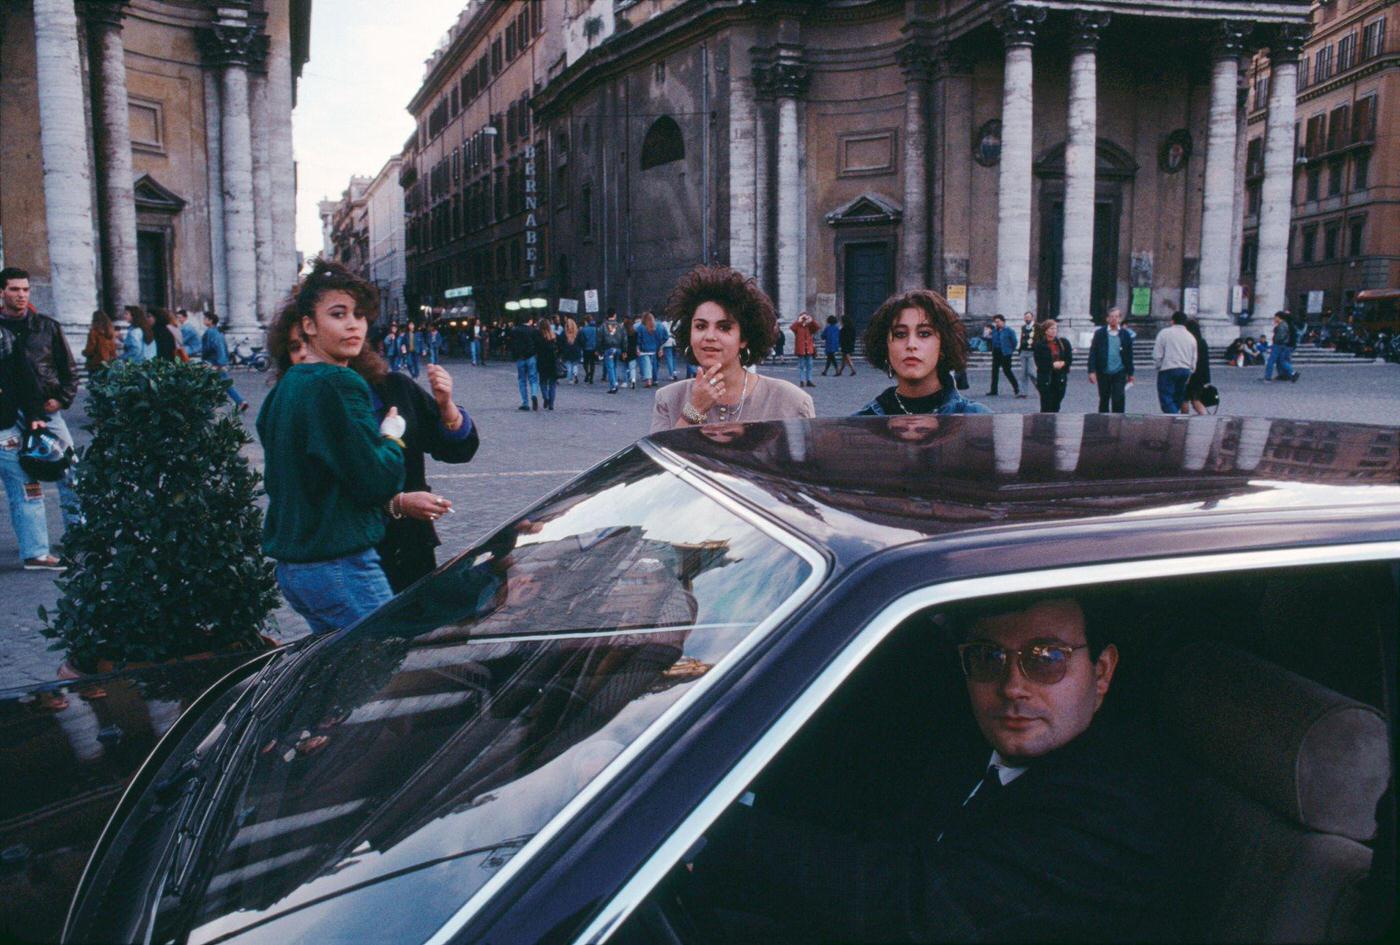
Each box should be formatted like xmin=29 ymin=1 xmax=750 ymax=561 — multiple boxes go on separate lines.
xmin=956 ymin=641 xmax=1088 ymax=685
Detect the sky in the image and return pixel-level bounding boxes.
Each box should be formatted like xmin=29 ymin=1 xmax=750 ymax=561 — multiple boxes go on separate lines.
xmin=292 ymin=0 xmax=468 ymax=260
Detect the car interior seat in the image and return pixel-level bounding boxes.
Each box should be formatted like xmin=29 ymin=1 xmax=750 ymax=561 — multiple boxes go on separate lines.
xmin=1153 ymin=639 xmax=1390 ymax=942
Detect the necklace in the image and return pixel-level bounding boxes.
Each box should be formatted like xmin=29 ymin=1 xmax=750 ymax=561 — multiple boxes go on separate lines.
xmin=892 ymin=390 xmax=912 ymax=414
xmin=715 ymin=371 xmax=752 ymax=422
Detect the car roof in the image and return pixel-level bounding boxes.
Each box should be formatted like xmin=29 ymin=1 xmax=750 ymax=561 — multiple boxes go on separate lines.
xmin=646 ymin=415 xmax=1400 ymax=563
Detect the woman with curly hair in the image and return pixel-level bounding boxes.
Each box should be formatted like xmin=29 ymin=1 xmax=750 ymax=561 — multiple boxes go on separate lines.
xmin=651 ymin=265 xmax=814 ymax=433
xmin=855 ymin=289 xmax=989 ymax=416
xmin=1032 ymin=317 xmax=1073 ymax=413
xmin=257 ymin=258 xmax=406 ymax=631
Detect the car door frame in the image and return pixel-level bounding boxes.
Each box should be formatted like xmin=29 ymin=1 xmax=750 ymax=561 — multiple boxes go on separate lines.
xmin=571 ymin=540 xmax=1400 ymax=944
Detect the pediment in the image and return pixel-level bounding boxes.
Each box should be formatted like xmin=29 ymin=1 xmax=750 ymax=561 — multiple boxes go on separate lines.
xmin=1033 ymin=138 xmax=1139 ymax=181
xmin=133 ymin=174 xmax=187 ymax=213
xmin=824 ymin=192 xmax=902 ymax=227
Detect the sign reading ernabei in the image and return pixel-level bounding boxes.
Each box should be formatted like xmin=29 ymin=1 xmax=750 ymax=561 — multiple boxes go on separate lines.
xmin=525 ymin=145 xmax=538 ymax=280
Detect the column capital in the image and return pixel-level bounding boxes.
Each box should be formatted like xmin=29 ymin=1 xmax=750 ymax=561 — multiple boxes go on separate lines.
xmin=1068 ymin=11 xmax=1110 ymax=53
xmin=1210 ymin=20 xmax=1251 ymax=61
xmin=897 ymin=41 xmax=938 ymax=82
xmin=79 ymin=0 xmax=129 ymax=30
xmin=769 ymin=59 xmax=810 ymax=100
xmin=198 ymin=24 xmax=259 ymax=68
xmin=1268 ymin=23 xmax=1310 ymax=66
xmin=994 ymin=4 xmax=1047 ymax=49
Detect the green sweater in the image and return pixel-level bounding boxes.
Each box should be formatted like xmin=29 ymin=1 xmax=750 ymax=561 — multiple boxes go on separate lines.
xmin=257 ymin=363 xmax=404 ymax=562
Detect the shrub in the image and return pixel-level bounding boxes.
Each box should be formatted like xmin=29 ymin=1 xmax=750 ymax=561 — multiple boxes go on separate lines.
xmin=42 ymin=358 xmax=278 ymax=670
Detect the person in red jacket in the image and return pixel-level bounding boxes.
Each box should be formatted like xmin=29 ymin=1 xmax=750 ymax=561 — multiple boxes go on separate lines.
xmin=791 ymin=311 xmax=818 ymax=388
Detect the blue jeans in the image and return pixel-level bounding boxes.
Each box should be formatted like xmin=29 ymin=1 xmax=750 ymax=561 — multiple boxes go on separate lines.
xmin=797 ymin=354 xmax=814 ymax=384
xmin=470 ymin=339 xmax=482 ymax=365
xmin=516 ymin=356 xmax=541 ymax=405
xmin=541 ymin=376 xmax=557 ymax=408
xmin=638 ymin=352 xmax=656 ymax=383
xmin=276 ymin=547 xmax=394 ymax=635
xmin=406 ymin=352 xmax=420 ymax=378
xmin=43 ymin=411 xmax=81 ymax=528
xmin=215 ymin=366 xmax=245 ymax=406
xmin=1157 ymin=368 xmax=1192 ymax=414
xmin=1 ymin=424 xmax=51 ymax=561
xmin=566 ymin=359 xmax=581 ymax=382
xmin=664 ymin=347 xmax=678 ymax=378
xmin=603 ymin=347 xmax=620 ymax=389
xmin=1265 ymin=344 xmax=1295 ymax=380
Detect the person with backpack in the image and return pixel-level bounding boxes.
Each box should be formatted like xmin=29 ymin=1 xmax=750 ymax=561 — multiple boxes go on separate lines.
xmin=1264 ymin=311 xmax=1300 ymax=383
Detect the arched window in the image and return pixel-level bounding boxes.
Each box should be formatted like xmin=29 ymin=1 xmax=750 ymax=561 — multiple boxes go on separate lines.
xmin=640 ymin=116 xmax=684 ymax=170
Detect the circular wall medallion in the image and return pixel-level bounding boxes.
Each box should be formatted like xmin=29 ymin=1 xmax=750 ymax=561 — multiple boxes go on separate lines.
xmin=974 ymin=119 xmax=1003 ymax=167
xmin=1159 ymin=129 xmax=1193 ymax=174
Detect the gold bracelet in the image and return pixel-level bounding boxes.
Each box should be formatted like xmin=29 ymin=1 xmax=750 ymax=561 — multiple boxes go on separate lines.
xmin=387 ymin=493 xmax=405 ymax=520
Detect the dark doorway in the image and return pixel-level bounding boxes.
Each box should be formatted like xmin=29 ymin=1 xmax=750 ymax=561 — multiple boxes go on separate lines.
xmin=1037 ymin=197 xmax=1120 ymax=323
xmin=137 ymin=230 xmax=168 ymax=310
xmin=843 ymin=242 xmax=892 ymax=331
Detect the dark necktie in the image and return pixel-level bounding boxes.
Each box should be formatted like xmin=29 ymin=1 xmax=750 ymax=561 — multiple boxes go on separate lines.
xmin=967 ymin=765 xmax=1002 ymax=809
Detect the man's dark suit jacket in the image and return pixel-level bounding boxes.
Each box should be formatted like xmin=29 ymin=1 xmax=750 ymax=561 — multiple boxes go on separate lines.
xmin=695 ymin=719 xmax=1181 ymax=942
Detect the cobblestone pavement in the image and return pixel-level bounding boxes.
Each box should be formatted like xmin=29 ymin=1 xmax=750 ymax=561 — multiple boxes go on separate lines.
xmin=4 ymin=355 xmax=1398 ymax=688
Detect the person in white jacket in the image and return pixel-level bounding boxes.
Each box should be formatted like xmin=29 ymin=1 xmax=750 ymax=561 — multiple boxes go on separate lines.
xmin=1152 ymin=311 xmax=1198 ymax=414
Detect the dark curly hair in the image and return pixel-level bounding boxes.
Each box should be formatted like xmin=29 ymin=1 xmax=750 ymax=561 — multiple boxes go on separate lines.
xmin=664 ymin=265 xmax=776 ymax=366
xmin=861 ymin=289 xmax=969 ymax=376
xmin=267 ymin=257 xmax=387 ymax=383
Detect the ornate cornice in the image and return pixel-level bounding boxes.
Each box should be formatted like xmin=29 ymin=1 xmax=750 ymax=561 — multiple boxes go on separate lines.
xmin=80 ymin=0 xmax=129 ymax=30
xmin=198 ymin=24 xmax=260 ymax=68
xmin=1211 ymin=20 xmax=1250 ymax=61
xmin=1068 ymin=11 xmax=1111 ymax=53
xmin=993 ymin=4 xmax=1046 ymax=50
xmin=1269 ymin=23 xmax=1311 ymax=66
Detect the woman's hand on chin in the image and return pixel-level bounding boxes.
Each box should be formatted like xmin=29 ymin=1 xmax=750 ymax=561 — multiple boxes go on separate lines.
xmin=689 ymin=364 xmax=726 ymax=413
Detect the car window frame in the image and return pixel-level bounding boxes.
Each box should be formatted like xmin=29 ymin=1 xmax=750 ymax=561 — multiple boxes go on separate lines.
xmin=420 ymin=444 xmax=830 ymax=945
xmin=576 ymin=539 xmax=1400 ymax=944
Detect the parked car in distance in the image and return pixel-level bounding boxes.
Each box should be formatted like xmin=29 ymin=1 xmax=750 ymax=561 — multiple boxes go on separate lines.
xmin=3 ymin=414 xmax=1396 ymax=944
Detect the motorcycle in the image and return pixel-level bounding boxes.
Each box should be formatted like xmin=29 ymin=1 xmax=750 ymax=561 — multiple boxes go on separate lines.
xmin=231 ymin=342 xmax=270 ymax=372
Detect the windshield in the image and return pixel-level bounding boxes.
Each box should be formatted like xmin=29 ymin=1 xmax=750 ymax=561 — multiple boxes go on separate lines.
xmin=157 ymin=448 xmax=815 ymax=945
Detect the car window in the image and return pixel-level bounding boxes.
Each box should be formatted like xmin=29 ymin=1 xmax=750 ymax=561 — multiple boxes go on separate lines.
xmin=141 ymin=449 xmax=818 ymax=945
xmin=612 ymin=559 xmax=1396 ymax=945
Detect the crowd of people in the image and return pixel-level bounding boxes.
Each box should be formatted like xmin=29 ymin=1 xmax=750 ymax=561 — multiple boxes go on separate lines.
xmin=3 ymin=255 xmax=1317 ymax=640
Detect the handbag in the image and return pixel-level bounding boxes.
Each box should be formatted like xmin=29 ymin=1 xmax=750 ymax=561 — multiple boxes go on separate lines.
xmin=1200 ymin=383 xmax=1221 ymax=411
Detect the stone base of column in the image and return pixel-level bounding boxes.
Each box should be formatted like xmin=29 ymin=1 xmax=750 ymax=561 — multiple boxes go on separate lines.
xmin=1201 ymin=322 xmax=1244 ymax=348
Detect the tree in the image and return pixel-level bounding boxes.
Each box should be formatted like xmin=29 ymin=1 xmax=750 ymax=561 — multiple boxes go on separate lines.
xmin=43 ymin=359 xmax=278 ymax=670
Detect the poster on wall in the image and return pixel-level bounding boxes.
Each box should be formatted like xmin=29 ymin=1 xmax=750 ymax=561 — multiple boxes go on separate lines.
xmin=1183 ymin=287 xmax=1199 ymax=316
xmin=1130 ymin=287 xmax=1151 ymax=317
xmin=945 ymin=284 xmax=967 ymax=314
xmin=558 ymin=298 xmax=579 ymax=314
xmin=1307 ymin=290 xmax=1324 ymax=315
xmin=584 ymin=289 xmax=599 ymax=314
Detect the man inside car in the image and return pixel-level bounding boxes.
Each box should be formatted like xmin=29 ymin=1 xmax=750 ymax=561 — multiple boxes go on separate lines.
xmin=690 ymin=596 xmax=1180 ymax=942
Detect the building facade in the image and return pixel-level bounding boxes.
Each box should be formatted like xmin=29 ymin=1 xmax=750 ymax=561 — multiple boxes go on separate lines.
xmin=403 ymin=0 xmax=566 ymax=321
xmin=365 ymin=156 xmax=407 ymax=324
xmin=1242 ymin=0 xmax=1397 ymax=321
xmin=0 ymin=0 xmax=310 ymax=342
xmin=530 ymin=0 xmax=1311 ymax=344
xmin=324 ymin=175 xmax=371 ymax=279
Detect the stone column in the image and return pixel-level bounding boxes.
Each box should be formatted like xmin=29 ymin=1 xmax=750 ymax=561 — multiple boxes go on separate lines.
xmin=993 ymin=4 xmax=1045 ymax=319
xmin=249 ymin=33 xmax=278 ymax=323
xmin=263 ymin=20 xmax=299 ymax=295
xmin=82 ymin=0 xmax=139 ymax=317
xmin=1255 ymin=25 xmax=1309 ymax=321
xmin=897 ymin=38 xmax=935 ymax=291
xmin=751 ymin=65 xmax=773 ymax=297
xmin=728 ymin=63 xmax=758 ymax=278
xmin=203 ymin=71 xmax=229 ymax=318
xmin=1228 ymin=74 xmax=1250 ymax=304
xmin=1198 ymin=21 xmax=1249 ymax=337
xmin=33 ymin=0 xmax=100 ymax=330
xmin=772 ymin=56 xmax=809 ymax=322
xmin=199 ymin=19 xmax=260 ymax=337
xmin=1058 ymin=11 xmax=1109 ymax=333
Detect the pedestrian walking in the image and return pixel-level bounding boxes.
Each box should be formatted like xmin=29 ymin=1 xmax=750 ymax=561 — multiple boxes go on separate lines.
xmin=661 ymin=316 xmax=679 ymax=380
xmin=637 ymin=311 xmax=666 ymax=388
xmin=1017 ymin=311 xmax=1037 ymax=392
xmin=1033 ymin=318 xmax=1073 ymax=413
xmin=199 ymin=312 xmax=248 ymax=412
xmin=176 ymin=308 xmax=201 ymax=356
xmin=600 ymin=309 xmax=625 ymax=393
xmin=426 ymin=324 xmax=444 ymax=365
xmin=838 ymin=315 xmax=858 ymax=376
xmin=509 ymin=314 xmax=542 ymax=410
xmin=791 ymin=311 xmax=818 ymax=388
xmin=1152 ymin=311 xmax=1198 ymax=414
xmin=580 ymin=315 xmax=600 ymax=383
xmin=469 ymin=318 xmax=484 ymax=365
xmin=651 ymin=265 xmax=814 ymax=432
xmin=821 ymin=316 xmax=841 ymax=375
xmin=561 ymin=316 xmax=583 ymax=383
xmin=1087 ymin=307 xmax=1135 ymax=413
xmin=255 ymin=258 xmax=405 ymax=634
xmin=1 ymin=314 xmax=59 ymax=570
xmin=383 ymin=323 xmax=402 ymax=371
xmin=985 ymin=314 xmax=1021 ymax=397
xmin=269 ymin=304 xmax=480 ymax=594
xmin=403 ymin=322 xmax=421 ymax=378
xmin=82 ymin=310 xmax=119 ymax=375
xmin=1263 ymin=310 xmax=1300 ymax=383
xmin=1 ymin=266 xmax=81 ymax=529
xmin=1182 ymin=318 xmax=1213 ymax=415
xmin=624 ymin=315 xmax=640 ymax=389
xmin=854 ymin=289 xmax=989 ymax=417
xmin=152 ymin=308 xmax=187 ymax=361
xmin=121 ymin=306 xmax=157 ymax=362
xmin=536 ymin=320 xmax=560 ymax=410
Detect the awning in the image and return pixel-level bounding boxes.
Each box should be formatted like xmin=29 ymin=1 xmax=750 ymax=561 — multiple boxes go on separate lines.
xmin=1355 ymin=289 xmax=1400 ymax=302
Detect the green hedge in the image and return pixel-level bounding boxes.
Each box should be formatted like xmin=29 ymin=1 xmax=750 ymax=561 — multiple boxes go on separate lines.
xmin=42 ymin=358 xmax=278 ymax=670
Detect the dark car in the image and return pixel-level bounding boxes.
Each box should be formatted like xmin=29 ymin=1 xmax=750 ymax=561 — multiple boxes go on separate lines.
xmin=3 ymin=415 xmax=1396 ymax=944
